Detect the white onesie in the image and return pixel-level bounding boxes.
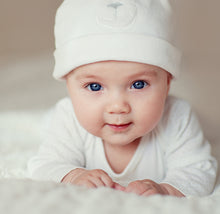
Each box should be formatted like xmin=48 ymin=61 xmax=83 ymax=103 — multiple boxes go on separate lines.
xmin=28 ymin=96 xmax=217 ymax=196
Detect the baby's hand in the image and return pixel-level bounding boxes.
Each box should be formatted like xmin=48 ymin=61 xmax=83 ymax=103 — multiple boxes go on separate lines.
xmin=61 ymin=168 xmax=118 ymax=189
xmin=124 ymin=179 xmax=184 ymax=197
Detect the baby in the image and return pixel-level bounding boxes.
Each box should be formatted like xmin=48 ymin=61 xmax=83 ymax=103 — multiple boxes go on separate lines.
xmin=28 ymin=0 xmax=217 ymax=197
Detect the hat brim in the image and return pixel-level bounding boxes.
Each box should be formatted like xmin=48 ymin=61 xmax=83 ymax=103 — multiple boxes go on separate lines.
xmin=53 ymin=33 xmax=181 ymax=80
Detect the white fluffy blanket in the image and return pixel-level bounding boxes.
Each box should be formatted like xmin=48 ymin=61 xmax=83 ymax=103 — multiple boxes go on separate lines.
xmin=1 ymin=111 xmax=220 ymax=214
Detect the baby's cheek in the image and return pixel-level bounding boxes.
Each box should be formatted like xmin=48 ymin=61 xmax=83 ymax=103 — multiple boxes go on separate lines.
xmin=78 ymin=114 xmax=102 ymax=136
xmin=138 ymin=107 xmax=164 ymax=133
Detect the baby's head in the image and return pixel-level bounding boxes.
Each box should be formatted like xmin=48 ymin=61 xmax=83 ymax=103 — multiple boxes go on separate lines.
xmin=53 ymin=0 xmax=180 ymax=144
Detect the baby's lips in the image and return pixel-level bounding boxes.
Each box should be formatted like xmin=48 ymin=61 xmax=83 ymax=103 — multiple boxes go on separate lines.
xmin=107 ymin=122 xmax=132 ymax=129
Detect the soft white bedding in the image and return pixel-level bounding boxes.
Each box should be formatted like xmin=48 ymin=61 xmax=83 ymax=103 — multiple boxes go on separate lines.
xmin=1 ymin=111 xmax=220 ymax=214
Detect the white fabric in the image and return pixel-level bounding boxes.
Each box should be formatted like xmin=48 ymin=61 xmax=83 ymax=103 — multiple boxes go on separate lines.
xmin=53 ymin=0 xmax=181 ymax=80
xmin=28 ymin=96 xmax=217 ymax=197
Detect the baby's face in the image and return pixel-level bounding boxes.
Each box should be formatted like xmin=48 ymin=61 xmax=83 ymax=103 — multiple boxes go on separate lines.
xmin=66 ymin=61 xmax=171 ymax=147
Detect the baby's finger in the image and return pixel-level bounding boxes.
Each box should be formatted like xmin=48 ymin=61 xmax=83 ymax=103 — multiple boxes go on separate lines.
xmin=114 ymin=183 xmax=126 ymax=191
xmin=77 ymin=180 xmax=96 ymax=189
xmin=100 ymin=173 xmax=114 ymax=188
xmin=141 ymin=188 xmax=160 ymax=197
xmin=88 ymin=176 xmax=106 ymax=187
xmin=125 ymin=181 xmax=148 ymax=195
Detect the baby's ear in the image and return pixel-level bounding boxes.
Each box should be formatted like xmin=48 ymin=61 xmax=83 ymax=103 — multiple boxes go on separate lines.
xmin=166 ymin=73 xmax=173 ymax=95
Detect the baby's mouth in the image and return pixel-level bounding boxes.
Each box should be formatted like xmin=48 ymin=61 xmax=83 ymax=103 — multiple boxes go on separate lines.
xmin=107 ymin=122 xmax=132 ymax=131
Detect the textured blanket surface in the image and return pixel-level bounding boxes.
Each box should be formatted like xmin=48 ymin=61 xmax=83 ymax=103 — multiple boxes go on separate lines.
xmin=1 ymin=111 xmax=220 ymax=214
xmin=1 ymin=179 xmax=220 ymax=214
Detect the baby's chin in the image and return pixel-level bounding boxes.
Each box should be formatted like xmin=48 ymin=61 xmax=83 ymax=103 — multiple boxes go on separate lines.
xmin=101 ymin=135 xmax=142 ymax=147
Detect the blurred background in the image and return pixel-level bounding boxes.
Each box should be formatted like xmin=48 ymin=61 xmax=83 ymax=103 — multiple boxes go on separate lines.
xmin=0 ymin=0 xmax=220 ymax=146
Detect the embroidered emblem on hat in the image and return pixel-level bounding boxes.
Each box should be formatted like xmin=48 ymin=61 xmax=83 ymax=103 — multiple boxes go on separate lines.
xmin=107 ymin=2 xmax=123 ymax=9
xmin=97 ymin=0 xmax=137 ymax=28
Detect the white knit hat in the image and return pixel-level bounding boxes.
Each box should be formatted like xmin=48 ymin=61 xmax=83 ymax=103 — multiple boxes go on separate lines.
xmin=53 ymin=0 xmax=181 ymax=80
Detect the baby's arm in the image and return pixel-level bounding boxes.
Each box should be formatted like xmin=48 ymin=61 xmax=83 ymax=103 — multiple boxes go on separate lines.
xmin=158 ymin=98 xmax=217 ymax=196
xmin=28 ymin=99 xmax=87 ymax=182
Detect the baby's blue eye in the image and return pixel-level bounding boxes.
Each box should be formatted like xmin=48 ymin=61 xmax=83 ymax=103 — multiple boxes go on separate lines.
xmin=87 ymin=83 xmax=102 ymax=91
xmin=131 ymin=80 xmax=147 ymax=89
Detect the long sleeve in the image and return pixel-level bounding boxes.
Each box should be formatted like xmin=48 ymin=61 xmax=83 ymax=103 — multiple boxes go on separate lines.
xmin=159 ymin=97 xmax=217 ymax=196
xmin=28 ymin=98 xmax=87 ymax=182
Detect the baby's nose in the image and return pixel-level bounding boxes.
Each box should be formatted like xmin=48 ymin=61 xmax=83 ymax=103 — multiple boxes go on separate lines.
xmin=106 ymin=96 xmax=131 ymax=114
